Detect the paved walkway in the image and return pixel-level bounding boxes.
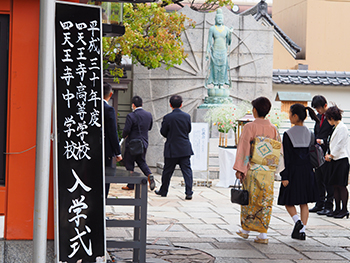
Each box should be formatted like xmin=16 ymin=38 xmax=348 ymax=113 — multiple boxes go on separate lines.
xmin=106 ymin=172 xmax=350 ymax=263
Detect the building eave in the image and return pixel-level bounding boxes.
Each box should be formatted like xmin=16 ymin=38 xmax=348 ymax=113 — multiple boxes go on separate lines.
xmin=240 ymin=0 xmax=301 ymax=58
xmin=273 ymin=69 xmax=350 ymax=86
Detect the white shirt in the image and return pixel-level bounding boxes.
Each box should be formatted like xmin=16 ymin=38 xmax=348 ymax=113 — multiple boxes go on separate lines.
xmin=329 ymin=121 xmax=350 ymax=160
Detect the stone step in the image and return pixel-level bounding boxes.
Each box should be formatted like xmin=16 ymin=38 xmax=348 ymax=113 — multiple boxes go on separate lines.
xmin=156 ymin=162 xmax=219 ymax=179
xmin=208 ymin=166 xmax=219 ymax=179
xmin=156 ymin=138 xmax=222 ymax=180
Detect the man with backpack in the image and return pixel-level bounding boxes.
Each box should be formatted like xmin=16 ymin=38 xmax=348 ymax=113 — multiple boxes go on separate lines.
xmin=309 ymin=95 xmax=334 ymax=216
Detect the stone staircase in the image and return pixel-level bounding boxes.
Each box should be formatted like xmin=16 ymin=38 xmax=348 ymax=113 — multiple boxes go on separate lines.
xmin=156 ymin=138 xmax=234 ymax=180
xmin=156 ymin=157 xmax=219 ymax=180
xmin=208 ymin=152 xmax=219 ymax=179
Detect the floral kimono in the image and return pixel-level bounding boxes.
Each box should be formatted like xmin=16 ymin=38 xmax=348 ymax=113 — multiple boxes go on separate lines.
xmin=233 ymin=118 xmax=281 ymax=233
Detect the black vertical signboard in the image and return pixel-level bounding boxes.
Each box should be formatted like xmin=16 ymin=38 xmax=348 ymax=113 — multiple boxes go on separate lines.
xmin=55 ymin=2 xmax=105 ymax=262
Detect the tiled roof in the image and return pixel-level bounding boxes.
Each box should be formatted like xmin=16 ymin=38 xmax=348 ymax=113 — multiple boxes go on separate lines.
xmin=240 ymin=0 xmax=301 ymax=58
xmin=273 ymin=69 xmax=350 ymax=86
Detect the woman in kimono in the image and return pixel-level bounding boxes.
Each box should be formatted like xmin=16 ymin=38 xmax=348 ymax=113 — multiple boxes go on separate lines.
xmin=234 ymin=97 xmax=281 ymax=244
xmin=324 ymin=106 xmax=349 ymax=219
xmin=278 ymin=104 xmax=319 ymax=241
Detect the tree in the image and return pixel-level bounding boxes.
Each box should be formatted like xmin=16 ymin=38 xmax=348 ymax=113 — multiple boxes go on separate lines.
xmin=100 ymin=0 xmax=234 ymax=73
xmin=169 ymin=0 xmax=234 ymax=12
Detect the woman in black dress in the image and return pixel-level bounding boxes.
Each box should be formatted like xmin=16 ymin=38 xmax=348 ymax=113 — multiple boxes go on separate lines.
xmin=278 ymin=104 xmax=319 ymax=240
xmin=324 ymin=106 xmax=349 ymax=219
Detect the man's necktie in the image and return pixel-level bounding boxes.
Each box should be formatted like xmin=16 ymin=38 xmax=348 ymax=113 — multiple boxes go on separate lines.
xmin=320 ymin=114 xmax=325 ymax=127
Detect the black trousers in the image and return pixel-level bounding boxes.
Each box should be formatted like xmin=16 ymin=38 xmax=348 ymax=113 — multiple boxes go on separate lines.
xmin=105 ymin=157 xmax=113 ymax=199
xmin=124 ymin=147 xmax=151 ymax=189
xmin=158 ymin=156 xmax=193 ymax=196
xmin=315 ymin=162 xmax=334 ymax=209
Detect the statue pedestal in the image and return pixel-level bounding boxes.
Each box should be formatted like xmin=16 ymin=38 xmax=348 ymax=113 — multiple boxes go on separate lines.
xmin=198 ymin=88 xmax=233 ymax=108
xmin=198 ymin=88 xmax=233 ymax=109
xmin=198 ymin=97 xmax=233 ymax=108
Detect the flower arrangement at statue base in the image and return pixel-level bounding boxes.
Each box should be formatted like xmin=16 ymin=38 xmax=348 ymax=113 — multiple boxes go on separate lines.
xmin=266 ymin=108 xmax=288 ymax=129
xmin=205 ymin=102 xmax=251 ymax=147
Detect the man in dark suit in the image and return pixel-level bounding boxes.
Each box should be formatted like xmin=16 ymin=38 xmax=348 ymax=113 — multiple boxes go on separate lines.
xmin=155 ymin=95 xmax=194 ymax=200
xmin=309 ymin=95 xmax=334 ymax=215
xmin=121 ymin=96 xmax=155 ymax=191
xmin=103 ymin=82 xmax=122 ymax=198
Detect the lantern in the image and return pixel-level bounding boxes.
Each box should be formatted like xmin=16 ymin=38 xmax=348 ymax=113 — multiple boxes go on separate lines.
xmin=236 ymin=112 xmax=255 ymax=145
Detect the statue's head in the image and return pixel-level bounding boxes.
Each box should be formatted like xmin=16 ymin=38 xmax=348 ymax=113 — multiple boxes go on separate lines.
xmin=215 ymin=9 xmax=224 ymax=25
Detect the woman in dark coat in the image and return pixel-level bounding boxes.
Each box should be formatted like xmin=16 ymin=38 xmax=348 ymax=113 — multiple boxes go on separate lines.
xmin=278 ymin=104 xmax=319 ymax=240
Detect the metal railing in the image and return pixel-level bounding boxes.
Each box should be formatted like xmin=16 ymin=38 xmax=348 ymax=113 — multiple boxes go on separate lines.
xmin=105 ymin=168 xmax=148 ymax=263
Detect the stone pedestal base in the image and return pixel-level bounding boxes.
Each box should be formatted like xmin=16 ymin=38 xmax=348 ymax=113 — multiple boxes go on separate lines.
xmin=198 ymin=96 xmax=233 ymax=109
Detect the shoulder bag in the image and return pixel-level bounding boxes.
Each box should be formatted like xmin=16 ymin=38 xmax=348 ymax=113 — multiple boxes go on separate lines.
xmin=128 ymin=111 xmax=144 ymax=156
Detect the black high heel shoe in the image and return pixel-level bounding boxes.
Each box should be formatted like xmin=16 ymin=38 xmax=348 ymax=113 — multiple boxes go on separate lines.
xmin=333 ymin=211 xmax=349 ymax=219
xmin=327 ymin=210 xmax=340 ymax=217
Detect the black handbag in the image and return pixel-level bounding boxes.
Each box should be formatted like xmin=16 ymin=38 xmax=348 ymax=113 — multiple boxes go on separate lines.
xmin=231 ymin=179 xmax=249 ymax=205
xmin=128 ymin=111 xmax=144 ymax=156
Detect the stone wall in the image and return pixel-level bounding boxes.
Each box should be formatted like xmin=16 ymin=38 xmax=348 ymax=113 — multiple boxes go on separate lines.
xmin=132 ymin=6 xmax=274 ymax=167
xmin=0 ymin=240 xmax=54 ymax=263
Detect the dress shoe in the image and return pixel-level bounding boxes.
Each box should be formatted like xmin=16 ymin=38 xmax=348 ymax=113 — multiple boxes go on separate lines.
xmin=309 ymin=205 xmax=323 ymax=213
xmin=254 ymin=237 xmax=268 ymax=244
xmin=327 ymin=210 xmax=340 ymax=217
xmin=155 ymin=190 xmax=166 ymax=197
xmin=148 ymin=174 xmax=155 ymax=190
xmin=296 ymin=232 xmax=306 ymax=240
xmin=317 ymin=209 xmax=332 ymax=216
xmin=121 ymin=186 xmax=134 ymax=190
xmin=291 ymin=220 xmax=303 ymax=239
xmin=185 ymin=195 xmax=192 ymax=200
xmin=333 ymin=210 xmax=349 ymax=219
xmin=236 ymin=230 xmax=249 ymax=239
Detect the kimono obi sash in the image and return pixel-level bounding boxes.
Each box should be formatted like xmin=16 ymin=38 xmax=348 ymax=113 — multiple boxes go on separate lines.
xmin=250 ymin=136 xmax=281 ymax=172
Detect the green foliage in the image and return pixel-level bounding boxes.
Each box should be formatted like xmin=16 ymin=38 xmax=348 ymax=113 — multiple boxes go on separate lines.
xmin=92 ymin=0 xmax=234 ymax=79
xmin=191 ymin=0 xmax=234 ymax=12
xmin=110 ymin=2 xmax=194 ymax=70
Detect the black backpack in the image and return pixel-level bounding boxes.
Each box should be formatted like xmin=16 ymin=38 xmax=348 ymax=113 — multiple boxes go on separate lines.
xmin=309 ymin=133 xmax=325 ymax=169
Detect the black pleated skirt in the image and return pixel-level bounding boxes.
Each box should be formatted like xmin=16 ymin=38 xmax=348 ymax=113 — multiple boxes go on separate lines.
xmin=278 ymin=165 xmax=319 ymax=206
xmin=328 ymin=158 xmax=349 ymax=186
